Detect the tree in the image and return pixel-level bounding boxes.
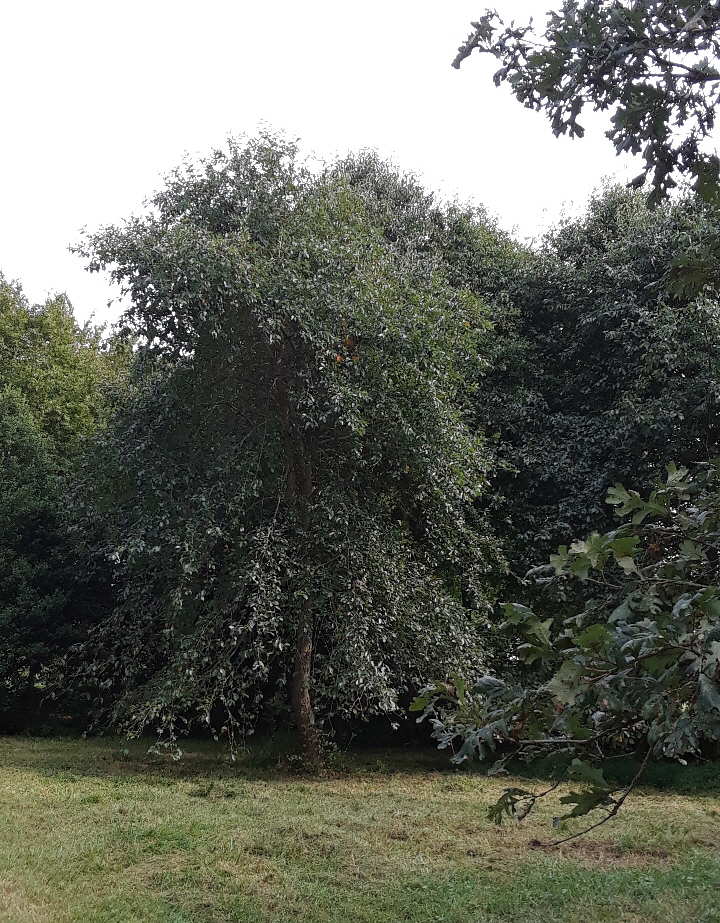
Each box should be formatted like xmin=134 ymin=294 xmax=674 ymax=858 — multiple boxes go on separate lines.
xmin=414 ymin=460 xmax=720 ymax=841
xmin=64 ymin=136 xmax=499 ymax=761
xmin=0 ymin=389 xmax=63 ymax=718
xmin=0 ymin=277 xmax=119 ymax=725
xmin=454 ymin=1 xmax=720 ymax=203
xmin=475 ymin=184 xmax=720 ymax=575
xmin=0 ymin=277 xmax=117 ymax=459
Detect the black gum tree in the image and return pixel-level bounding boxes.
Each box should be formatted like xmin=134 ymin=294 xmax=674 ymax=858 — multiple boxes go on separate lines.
xmin=69 ymin=136 xmax=498 ymax=760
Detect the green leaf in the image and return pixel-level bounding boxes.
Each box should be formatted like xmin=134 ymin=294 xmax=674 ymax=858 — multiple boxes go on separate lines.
xmin=705 ymin=624 xmax=720 ymax=646
xmin=554 ymin=760 xmax=616 ymax=820
xmin=546 ymin=661 xmax=587 ymax=706
xmin=452 ymin=734 xmax=479 ymax=764
xmin=699 ymin=592 xmax=720 ymax=620
xmin=502 ymin=602 xmax=536 ymax=625
xmin=557 ymin=787 xmax=615 ymax=819
xmin=679 ymin=540 xmax=705 ymax=561
xmin=409 ymin=684 xmax=445 ymax=713
xmin=549 ymin=545 xmax=569 ymax=574
xmin=698 ymin=674 xmax=720 ymax=715
xmin=607 ymin=484 xmax=632 ymax=510
xmin=453 ymin=674 xmax=467 ymax=704
xmin=487 ymin=787 xmax=533 ymax=825
xmin=569 ymin=555 xmax=591 ymax=580
xmin=609 ymin=597 xmax=634 ymax=623
xmin=528 ymin=616 xmax=553 ymax=647
xmin=606 ymin=536 xmax=639 ymax=559
xmin=567 ymin=759 xmax=609 ymax=789
xmin=576 ymin=623 xmax=612 ymax=649
xmin=642 ymin=698 xmax=662 ymax=720
xmin=692 ymin=156 xmax=720 ymax=203
xmin=615 ymin=555 xmax=638 ymax=575
xmin=665 ymin=461 xmax=689 ymax=487
xmin=473 ymin=675 xmax=508 ymax=695
xmin=571 ymin=532 xmax=605 ymax=567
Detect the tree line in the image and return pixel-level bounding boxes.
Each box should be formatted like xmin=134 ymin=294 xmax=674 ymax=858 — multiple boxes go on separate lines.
xmin=1 ymin=136 xmax=719 ymax=788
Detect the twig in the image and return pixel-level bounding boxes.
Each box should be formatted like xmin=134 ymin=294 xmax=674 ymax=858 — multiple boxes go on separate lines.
xmin=516 ymin=779 xmax=563 ymax=821
xmin=532 ymin=746 xmax=654 ymax=849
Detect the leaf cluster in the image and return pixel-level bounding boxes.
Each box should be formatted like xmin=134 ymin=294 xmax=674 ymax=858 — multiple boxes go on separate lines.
xmin=455 ymin=1 xmax=720 ymax=203
xmin=415 ymin=460 xmax=720 ymax=833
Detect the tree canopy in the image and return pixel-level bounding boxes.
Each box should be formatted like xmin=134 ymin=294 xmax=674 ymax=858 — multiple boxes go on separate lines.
xmin=454 ymin=1 xmax=720 ymax=203
xmin=63 ymin=137 xmax=502 ymax=760
xmin=0 ymin=277 xmax=117 ymax=458
xmin=0 ymin=277 xmax=118 ymax=725
xmin=477 ymin=185 xmax=720 ymax=575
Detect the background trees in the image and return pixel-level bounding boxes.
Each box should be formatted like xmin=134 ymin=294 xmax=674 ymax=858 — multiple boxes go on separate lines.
xmin=64 ymin=137 xmax=503 ymax=758
xmin=3 ymin=128 xmax=719 ymax=779
xmin=0 ymin=279 xmax=116 ymax=456
xmin=0 ymin=277 xmax=118 ymax=725
xmin=477 ymin=185 xmax=720 ymax=575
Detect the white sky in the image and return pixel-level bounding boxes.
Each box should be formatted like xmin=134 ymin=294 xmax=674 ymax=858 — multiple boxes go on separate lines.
xmin=1 ymin=0 xmax=637 ymax=327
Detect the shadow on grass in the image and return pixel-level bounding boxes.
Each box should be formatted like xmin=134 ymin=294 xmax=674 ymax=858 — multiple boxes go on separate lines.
xmin=499 ymin=751 xmax=720 ymax=797
xmin=0 ymin=733 xmax=454 ymax=783
xmin=1 ymin=732 xmax=718 ymax=799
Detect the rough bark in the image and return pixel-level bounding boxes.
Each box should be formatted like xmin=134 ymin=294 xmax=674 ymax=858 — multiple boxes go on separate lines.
xmin=272 ymin=335 xmax=321 ymax=765
xmin=291 ymin=452 xmax=320 ymax=764
xmin=292 ymin=596 xmax=320 ymax=764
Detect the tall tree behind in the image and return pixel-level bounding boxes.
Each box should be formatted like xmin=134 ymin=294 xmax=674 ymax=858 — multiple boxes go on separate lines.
xmin=0 ymin=280 xmax=115 ymax=456
xmin=478 ymin=186 xmax=720 ymax=572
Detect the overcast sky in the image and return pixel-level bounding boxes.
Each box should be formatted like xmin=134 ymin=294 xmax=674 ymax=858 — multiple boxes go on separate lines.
xmin=2 ymin=0 xmax=637 ymax=326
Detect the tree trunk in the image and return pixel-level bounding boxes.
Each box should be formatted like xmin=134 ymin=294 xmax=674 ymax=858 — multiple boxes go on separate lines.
xmin=292 ymin=598 xmax=320 ymax=764
xmin=272 ymin=337 xmax=321 ymax=764
xmin=292 ymin=452 xmax=320 ymax=764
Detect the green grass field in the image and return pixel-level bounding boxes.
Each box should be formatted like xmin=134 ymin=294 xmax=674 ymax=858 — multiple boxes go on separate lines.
xmin=0 ymin=737 xmax=718 ymax=923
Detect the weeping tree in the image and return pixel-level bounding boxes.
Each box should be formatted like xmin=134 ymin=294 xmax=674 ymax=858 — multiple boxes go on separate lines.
xmin=63 ymin=136 xmax=499 ymax=761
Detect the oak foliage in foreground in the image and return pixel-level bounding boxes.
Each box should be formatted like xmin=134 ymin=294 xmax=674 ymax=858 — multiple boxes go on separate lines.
xmin=415 ymin=461 xmax=720 ymax=833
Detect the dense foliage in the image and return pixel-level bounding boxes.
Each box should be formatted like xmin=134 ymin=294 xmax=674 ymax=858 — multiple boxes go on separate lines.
xmin=0 ymin=277 xmax=116 ymax=725
xmin=478 ymin=186 xmax=720 ymax=573
xmin=3 ymin=129 xmax=720 ymax=791
xmin=454 ymin=0 xmax=720 ymax=203
xmin=61 ymin=137 xmax=502 ymax=759
xmin=0 ymin=279 xmax=114 ymax=456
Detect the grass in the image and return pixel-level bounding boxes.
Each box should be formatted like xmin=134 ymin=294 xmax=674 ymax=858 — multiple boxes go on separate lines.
xmin=0 ymin=737 xmax=718 ymax=923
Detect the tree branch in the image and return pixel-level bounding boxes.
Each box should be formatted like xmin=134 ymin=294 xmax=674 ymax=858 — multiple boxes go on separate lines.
xmin=532 ymin=745 xmax=654 ymax=849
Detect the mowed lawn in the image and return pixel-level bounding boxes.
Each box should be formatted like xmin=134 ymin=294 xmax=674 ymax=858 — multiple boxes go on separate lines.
xmin=0 ymin=738 xmax=718 ymax=923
